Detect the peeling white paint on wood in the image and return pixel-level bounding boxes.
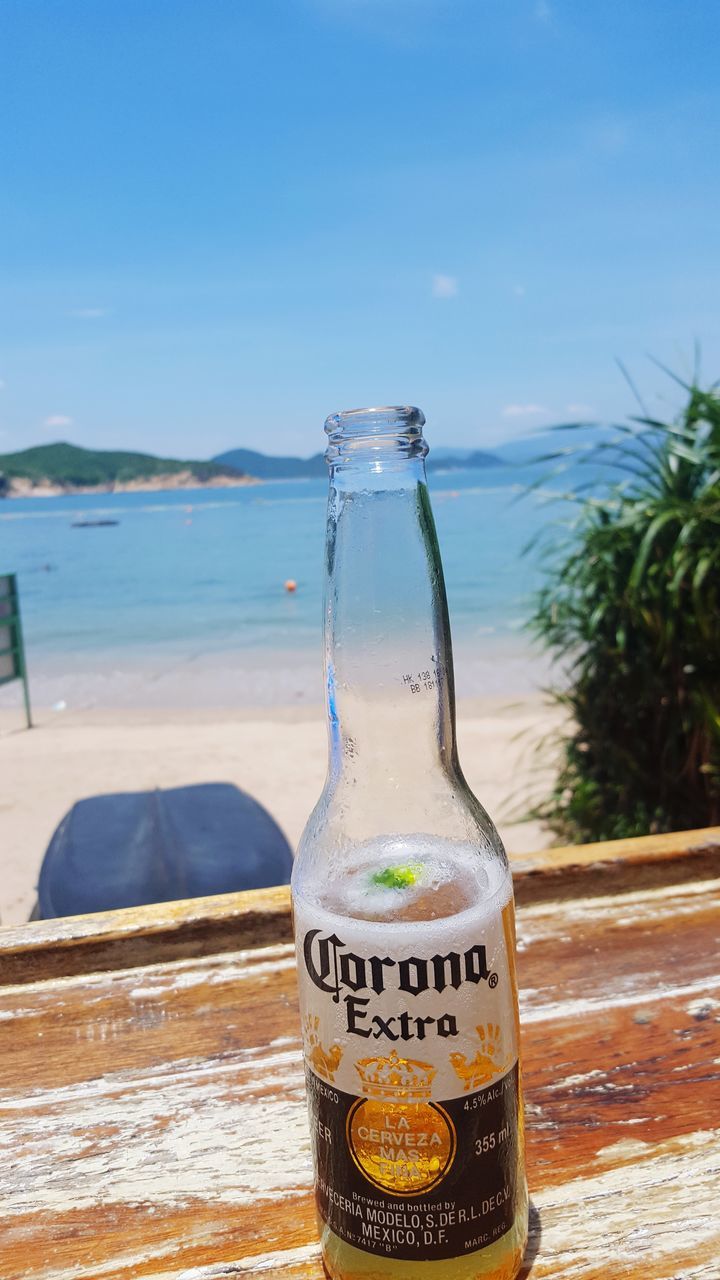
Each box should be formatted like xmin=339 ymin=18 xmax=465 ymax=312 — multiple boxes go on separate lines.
xmin=521 ymin=971 xmax=720 ymax=1022
xmin=0 ymin=1082 xmax=313 ymax=1213
xmin=530 ymin=1128 xmax=720 ymax=1274
xmin=0 ymin=941 xmax=297 ymax=1003
xmin=516 ymin=876 xmax=720 ymax=942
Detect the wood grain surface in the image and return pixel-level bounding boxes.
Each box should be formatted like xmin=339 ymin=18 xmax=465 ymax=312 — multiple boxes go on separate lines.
xmin=1 ymin=828 xmax=719 ymax=1279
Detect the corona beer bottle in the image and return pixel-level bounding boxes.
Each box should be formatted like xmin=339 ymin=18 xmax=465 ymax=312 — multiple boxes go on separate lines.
xmin=292 ymin=406 xmax=528 ymax=1280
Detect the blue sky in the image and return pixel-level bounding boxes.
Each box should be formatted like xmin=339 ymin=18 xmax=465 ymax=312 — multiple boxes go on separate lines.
xmin=1 ymin=0 xmax=718 ymax=459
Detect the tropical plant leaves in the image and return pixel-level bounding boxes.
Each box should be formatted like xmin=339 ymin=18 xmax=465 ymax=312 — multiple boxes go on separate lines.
xmin=527 ymin=369 xmax=720 ymax=841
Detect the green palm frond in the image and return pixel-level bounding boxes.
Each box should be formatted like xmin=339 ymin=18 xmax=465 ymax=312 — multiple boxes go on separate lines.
xmin=526 ymin=366 xmax=720 ymax=842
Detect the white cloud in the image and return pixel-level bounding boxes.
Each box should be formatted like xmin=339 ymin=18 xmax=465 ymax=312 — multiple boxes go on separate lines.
xmin=67 ymin=307 xmax=110 ymax=319
xmin=565 ymin=402 xmax=594 ymax=416
xmin=432 ymin=274 xmax=458 ymax=299
xmin=43 ymin=415 xmax=73 ymax=429
xmin=502 ymin=403 xmax=547 ymax=417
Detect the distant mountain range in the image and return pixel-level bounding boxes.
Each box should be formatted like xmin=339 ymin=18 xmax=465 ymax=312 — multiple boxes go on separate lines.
xmin=213 ymin=445 xmax=504 ymax=479
xmin=213 ymin=447 xmax=326 ymax=479
xmin=432 ymin=448 xmax=503 ymax=471
xmin=0 ymin=442 xmax=250 ymax=497
xmin=0 ymin=429 xmax=606 ymax=499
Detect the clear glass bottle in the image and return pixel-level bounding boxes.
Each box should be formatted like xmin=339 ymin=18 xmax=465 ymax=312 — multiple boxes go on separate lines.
xmin=292 ymin=406 xmax=527 ymax=1280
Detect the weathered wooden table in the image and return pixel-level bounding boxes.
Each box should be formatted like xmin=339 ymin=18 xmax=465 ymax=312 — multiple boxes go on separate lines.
xmin=1 ymin=828 xmax=719 ymax=1279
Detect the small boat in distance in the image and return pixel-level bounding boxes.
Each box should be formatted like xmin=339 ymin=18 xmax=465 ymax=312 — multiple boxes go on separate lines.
xmin=71 ymin=519 xmax=120 ymax=528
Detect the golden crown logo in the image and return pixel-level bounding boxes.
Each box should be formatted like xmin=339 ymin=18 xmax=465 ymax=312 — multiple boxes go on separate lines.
xmin=449 ymin=1021 xmax=509 ymax=1092
xmin=355 ymin=1049 xmax=436 ymax=1100
xmin=303 ymin=1014 xmax=343 ymax=1083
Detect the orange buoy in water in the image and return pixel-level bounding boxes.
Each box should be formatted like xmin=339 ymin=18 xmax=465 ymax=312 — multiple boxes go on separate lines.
xmin=285 ymin=579 xmax=297 ymax=593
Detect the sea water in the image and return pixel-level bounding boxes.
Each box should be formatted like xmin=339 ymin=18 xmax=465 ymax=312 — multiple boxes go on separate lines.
xmin=0 ymin=468 xmax=565 ymax=706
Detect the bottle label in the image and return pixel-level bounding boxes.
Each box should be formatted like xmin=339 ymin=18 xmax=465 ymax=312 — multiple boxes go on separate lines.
xmin=294 ymin=894 xmax=521 ymax=1262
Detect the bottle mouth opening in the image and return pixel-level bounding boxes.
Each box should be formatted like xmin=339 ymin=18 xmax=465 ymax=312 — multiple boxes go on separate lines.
xmin=324 ymin=406 xmax=428 ymax=468
xmin=325 ymin=405 xmax=426 ymax=438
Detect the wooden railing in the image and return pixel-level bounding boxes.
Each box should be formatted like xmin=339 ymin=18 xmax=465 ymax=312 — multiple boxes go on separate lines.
xmin=2 ymin=826 xmax=718 ymax=984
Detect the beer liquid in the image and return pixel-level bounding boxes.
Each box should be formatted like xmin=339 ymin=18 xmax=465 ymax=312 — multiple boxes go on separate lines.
xmin=292 ymin=407 xmax=527 ymax=1279
xmin=295 ymin=842 xmax=527 ymax=1280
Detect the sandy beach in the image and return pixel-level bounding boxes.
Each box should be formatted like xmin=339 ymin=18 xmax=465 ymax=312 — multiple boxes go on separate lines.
xmin=0 ymin=695 xmax=561 ymax=927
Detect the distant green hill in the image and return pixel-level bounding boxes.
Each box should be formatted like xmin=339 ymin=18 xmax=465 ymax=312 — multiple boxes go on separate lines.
xmin=213 ymin=445 xmax=503 ymax=478
xmin=213 ymin=447 xmax=326 ymax=479
xmin=0 ymin=441 xmax=247 ymax=492
xmin=431 ymin=448 xmax=502 ymax=471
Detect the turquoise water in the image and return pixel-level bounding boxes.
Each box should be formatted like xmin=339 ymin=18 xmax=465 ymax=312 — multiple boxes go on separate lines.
xmin=0 ymin=468 xmax=551 ymax=662
xmin=0 ymin=463 xmax=598 ymax=708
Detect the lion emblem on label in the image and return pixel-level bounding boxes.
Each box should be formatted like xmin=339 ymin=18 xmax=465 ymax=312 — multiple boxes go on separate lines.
xmin=449 ymin=1022 xmax=510 ymax=1092
xmin=302 ymin=1014 xmax=343 ymax=1083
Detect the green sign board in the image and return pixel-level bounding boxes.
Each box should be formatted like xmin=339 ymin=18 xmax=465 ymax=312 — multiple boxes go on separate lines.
xmin=0 ymin=573 xmax=32 ymax=728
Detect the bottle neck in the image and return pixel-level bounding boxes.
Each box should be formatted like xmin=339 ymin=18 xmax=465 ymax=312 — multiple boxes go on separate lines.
xmin=323 ymin=442 xmax=458 ymax=789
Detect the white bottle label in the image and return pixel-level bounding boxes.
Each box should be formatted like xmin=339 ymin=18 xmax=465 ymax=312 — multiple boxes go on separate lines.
xmin=294 ymin=892 xmax=522 ymax=1262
